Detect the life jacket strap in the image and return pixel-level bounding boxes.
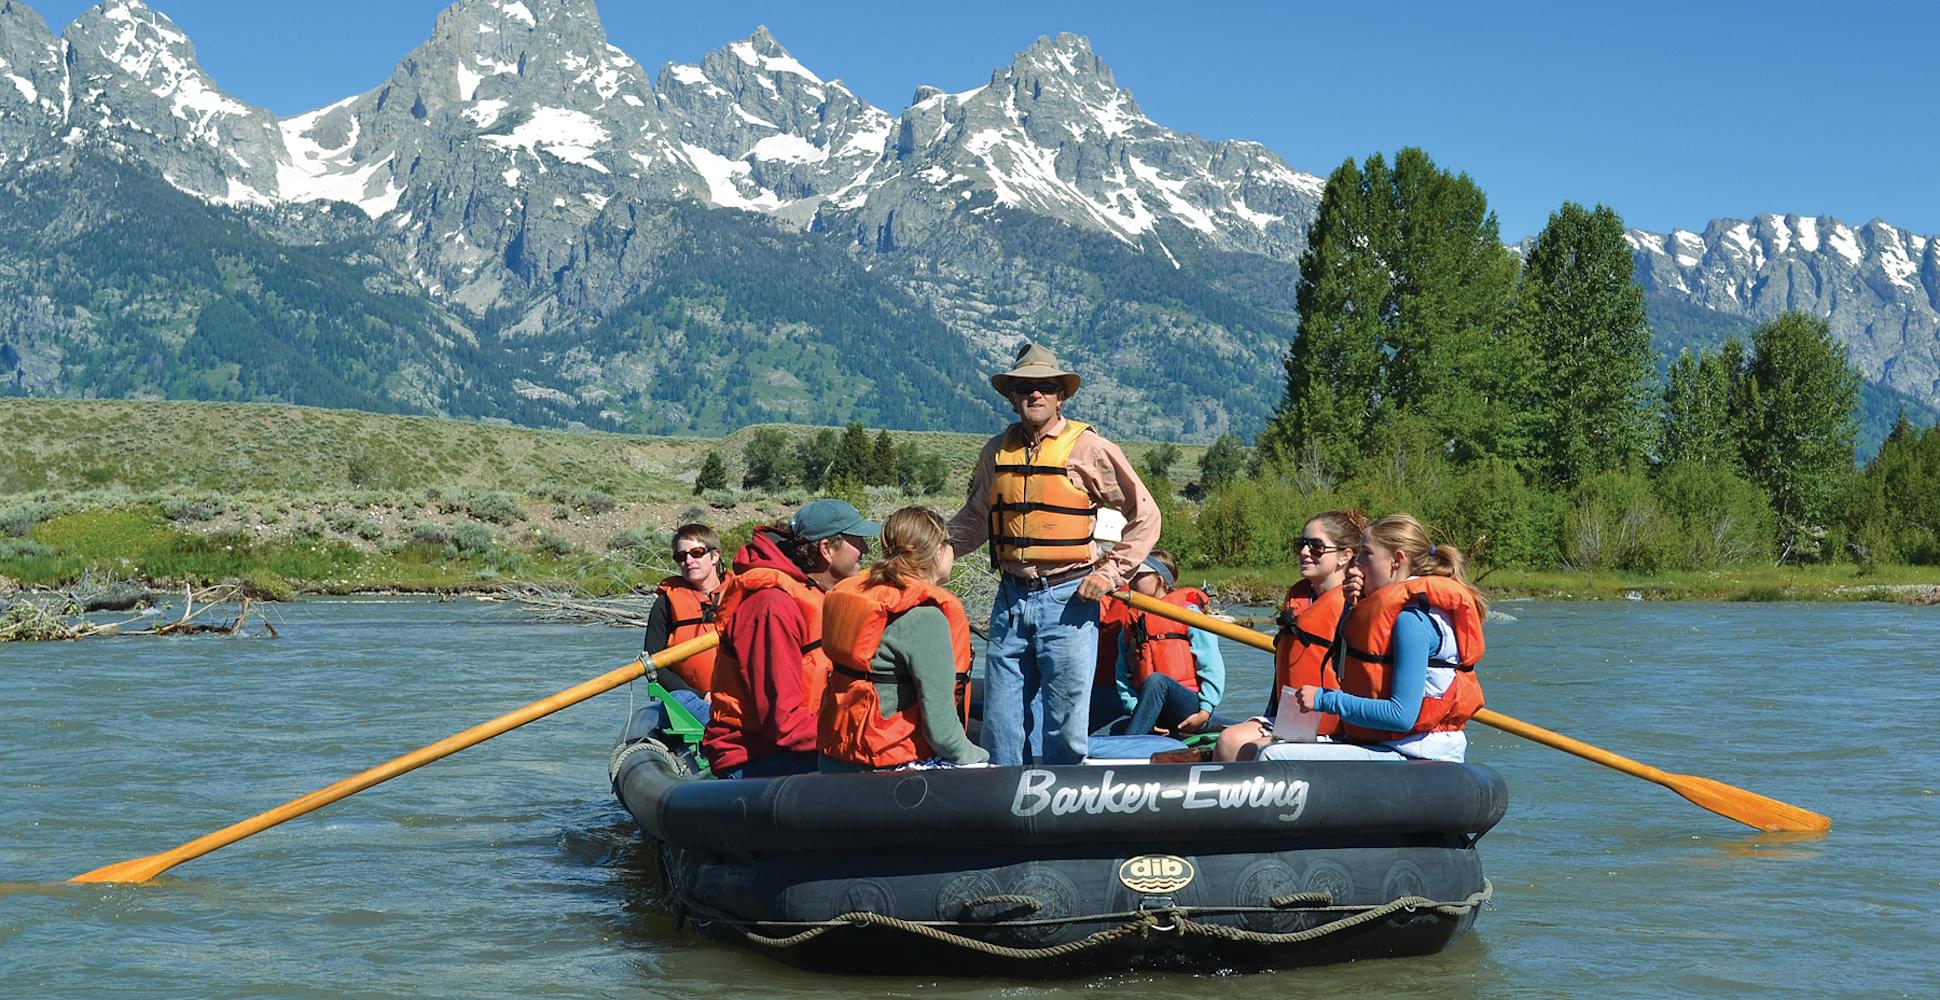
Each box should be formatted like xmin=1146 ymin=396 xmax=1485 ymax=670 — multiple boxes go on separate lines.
xmin=990 ymin=499 xmax=1099 ymax=517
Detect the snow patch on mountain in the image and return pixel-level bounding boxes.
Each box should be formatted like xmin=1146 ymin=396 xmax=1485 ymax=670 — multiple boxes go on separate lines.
xmin=482 ymin=107 xmax=610 ymax=171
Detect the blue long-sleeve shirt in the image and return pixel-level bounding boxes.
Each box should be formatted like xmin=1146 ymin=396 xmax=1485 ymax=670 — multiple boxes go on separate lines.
xmin=1315 ymin=607 xmax=1433 ymax=732
xmin=1115 ymin=607 xmax=1226 ymax=715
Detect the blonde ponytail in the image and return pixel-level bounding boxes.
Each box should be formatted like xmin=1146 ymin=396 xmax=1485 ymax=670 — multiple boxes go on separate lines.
xmin=1365 ymin=514 xmax=1488 ymax=618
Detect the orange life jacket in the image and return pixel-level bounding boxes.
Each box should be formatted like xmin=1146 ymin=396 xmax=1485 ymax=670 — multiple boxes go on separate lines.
xmin=1338 ymin=576 xmax=1486 ymax=744
xmin=988 ymin=420 xmax=1098 ymax=566
xmin=652 ymin=572 xmax=733 ymax=693
xmin=1273 ymin=581 xmax=1344 ymax=736
xmin=1126 ymin=587 xmax=1207 ymax=694
xmin=818 ymin=576 xmax=974 ymax=769
xmin=706 ymin=567 xmax=830 ymax=749
xmin=1095 ymin=598 xmax=1132 ymax=688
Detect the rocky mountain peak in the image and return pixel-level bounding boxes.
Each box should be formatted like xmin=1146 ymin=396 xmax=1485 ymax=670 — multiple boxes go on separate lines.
xmin=58 ymin=0 xmax=284 ymax=203
xmin=0 ymin=0 xmax=67 ymax=150
xmin=1628 ymin=213 xmax=1940 ymax=406
xmin=858 ymin=32 xmax=1318 ymax=262
xmin=655 ymin=26 xmax=892 ymax=224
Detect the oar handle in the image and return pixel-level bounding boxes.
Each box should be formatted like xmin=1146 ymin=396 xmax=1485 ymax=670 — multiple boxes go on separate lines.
xmin=70 ymin=631 xmax=721 ymax=884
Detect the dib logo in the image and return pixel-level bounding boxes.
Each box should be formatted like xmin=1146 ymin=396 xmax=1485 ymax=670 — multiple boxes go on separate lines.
xmin=1118 ymin=854 xmax=1195 ymax=894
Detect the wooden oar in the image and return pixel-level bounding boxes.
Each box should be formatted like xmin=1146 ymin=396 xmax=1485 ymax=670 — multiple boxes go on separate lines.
xmin=69 ymin=632 xmax=720 ymax=884
xmin=1110 ymin=590 xmax=1831 ymax=834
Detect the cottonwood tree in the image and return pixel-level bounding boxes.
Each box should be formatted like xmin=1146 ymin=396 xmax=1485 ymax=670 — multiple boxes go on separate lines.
xmin=1260 ymin=147 xmax=1526 ymax=476
xmin=1660 ymin=343 xmax=1743 ymax=470
xmin=1516 ymin=202 xmax=1656 ymax=488
xmin=1733 ymin=313 xmax=1860 ymax=560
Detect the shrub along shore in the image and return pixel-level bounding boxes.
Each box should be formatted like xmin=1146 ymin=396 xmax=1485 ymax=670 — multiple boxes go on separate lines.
xmin=4 ymin=400 xmax=1936 ymax=606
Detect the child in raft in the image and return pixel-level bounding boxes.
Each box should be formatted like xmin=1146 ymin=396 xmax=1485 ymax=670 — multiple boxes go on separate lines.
xmin=1111 ymin=550 xmax=1227 ymax=738
xmin=1255 ymin=513 xmax=1487 ymax=764
xmin=1214 ymin=508 xmax=1366 ymax=761
xmin=817 ymin=507 xmax=989 ymax=772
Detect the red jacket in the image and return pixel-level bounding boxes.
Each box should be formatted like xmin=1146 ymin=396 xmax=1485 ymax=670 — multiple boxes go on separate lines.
xmin=701 ymin=530 xmax=828 ymax=772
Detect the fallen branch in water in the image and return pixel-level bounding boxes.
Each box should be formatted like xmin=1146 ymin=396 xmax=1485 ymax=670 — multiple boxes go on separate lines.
xmin=496 ymin=582 xmax=656 ymax=628
xmin=0 ymin=583 xmax=278 ymax=642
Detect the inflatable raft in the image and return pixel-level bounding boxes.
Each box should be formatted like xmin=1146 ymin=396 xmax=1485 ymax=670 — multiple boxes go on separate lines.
xmin=610 ymin=721 xmax=1507 ymax=976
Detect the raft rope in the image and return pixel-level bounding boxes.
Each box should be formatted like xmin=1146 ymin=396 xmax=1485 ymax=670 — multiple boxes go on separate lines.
xmin=683 ymin=880 xmax=1492 ymax=959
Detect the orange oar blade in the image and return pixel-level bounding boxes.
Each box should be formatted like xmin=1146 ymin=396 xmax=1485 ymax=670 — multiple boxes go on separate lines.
xmin=1661 ymin=772 xmax=1832 ymax=834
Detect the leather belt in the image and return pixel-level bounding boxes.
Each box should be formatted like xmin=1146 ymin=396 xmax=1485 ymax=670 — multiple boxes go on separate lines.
xmin=1003 ymin=564 xmax=1095 ymax=590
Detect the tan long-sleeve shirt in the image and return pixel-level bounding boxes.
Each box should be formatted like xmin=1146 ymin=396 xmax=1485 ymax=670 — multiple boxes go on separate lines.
xmin=947 ymin=416 xmax=1160 ymax=590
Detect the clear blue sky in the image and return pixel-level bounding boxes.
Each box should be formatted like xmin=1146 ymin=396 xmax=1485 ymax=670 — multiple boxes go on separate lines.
xmin=24 ymin=0 xmax=1939 ymax=241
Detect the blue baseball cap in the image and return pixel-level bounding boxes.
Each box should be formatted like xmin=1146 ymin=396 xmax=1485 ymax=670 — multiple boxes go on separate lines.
xmin=790 ymin=499 xmax=881 ymax=541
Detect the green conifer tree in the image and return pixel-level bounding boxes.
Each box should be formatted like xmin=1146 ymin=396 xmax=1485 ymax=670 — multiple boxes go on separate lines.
xmin=1196 ymin=433 xmax=1248 ymax=492
xmin=741 ymin=428 xmax=791 ymax=489
xmin=796 ymin=428 xmax=840 ymax=489
xmin=1516 ymin=203 xmax=1656 ymax=488
xmin=832 ymin=422 xmax=873 ymax=485
xmin=868 ymin=429 xmax=898 ymax=486
xmin=694 ymin=451 xmax=728 ymax=494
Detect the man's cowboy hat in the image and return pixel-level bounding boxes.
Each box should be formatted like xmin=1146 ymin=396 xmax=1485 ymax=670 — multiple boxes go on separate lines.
xmin=989 ymin=342 xmax=1081 ymax=398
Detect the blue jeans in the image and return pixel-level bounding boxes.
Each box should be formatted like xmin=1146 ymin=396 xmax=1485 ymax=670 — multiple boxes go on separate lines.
xmin=1124 ymin=673 xmax=1201 ymax=736
xmin=982 ymin=576 xmax=1099 ymax=765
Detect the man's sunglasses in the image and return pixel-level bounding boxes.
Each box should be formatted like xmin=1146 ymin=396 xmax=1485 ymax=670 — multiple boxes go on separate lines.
xmin=674 ymin=547 xmax=715 ymax=561
xmin=1009 ymin=378 xmax=1063 ymax=397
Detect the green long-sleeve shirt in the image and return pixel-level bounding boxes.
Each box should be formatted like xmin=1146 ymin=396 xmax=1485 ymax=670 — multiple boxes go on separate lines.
xmin=819 ymin=605 xmax=989 ymax=770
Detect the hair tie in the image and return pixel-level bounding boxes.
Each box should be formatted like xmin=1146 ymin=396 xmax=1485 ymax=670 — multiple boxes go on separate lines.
xmin=1429 ymin=543 xmax=1438 ymax=555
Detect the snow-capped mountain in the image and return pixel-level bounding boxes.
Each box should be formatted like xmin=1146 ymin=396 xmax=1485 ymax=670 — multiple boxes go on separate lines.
xmin=852 ymin=33 xmax=1322 ymax=262
xmin=1628 ymin=215 xmax=1940 ymax=404
xmin=654 ymin=27 xmax=893 ymax=227
xmin=59 ymin=0 xmax=287 ymax=203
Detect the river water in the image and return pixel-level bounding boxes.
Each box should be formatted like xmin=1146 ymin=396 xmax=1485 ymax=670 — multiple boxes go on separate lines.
xmin=3 ymin=597 xmax=1935 ymax=997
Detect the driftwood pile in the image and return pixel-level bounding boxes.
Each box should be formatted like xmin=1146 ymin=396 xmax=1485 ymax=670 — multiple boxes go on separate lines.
xmin=0 ymin=583 xmax=278 ymax=642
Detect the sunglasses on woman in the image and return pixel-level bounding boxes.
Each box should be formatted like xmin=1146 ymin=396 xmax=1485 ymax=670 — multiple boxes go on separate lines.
xmin=1295 ymin=537 xmax=1351 ymax=554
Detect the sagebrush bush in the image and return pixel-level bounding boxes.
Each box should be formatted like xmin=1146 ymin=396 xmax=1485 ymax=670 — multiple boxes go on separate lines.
xmin=465 ymin=492 xmax=525 ymax=525
xmin=449 ymin=522 xmax=496 ymax=558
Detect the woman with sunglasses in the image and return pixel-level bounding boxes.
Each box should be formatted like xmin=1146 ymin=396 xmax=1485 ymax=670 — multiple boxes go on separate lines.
xmin=643 ymin=523 xmax=733 ymax=702
xmin=1267 ymin=514 xmax=1487 ymax=763
xmin=703 ymin=499 xmax=879 ymax=779
xmin=1214 ymin=509 xmax=1366 ymax=761
xmin=819 ymin=507 xmax=989 ymax=772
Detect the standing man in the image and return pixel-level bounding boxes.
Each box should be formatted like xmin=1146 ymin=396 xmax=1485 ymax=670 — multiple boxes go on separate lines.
xmin=949 ymin=343 xmax=1160 ymax=765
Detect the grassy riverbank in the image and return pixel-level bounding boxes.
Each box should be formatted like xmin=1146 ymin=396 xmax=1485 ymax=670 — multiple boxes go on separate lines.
xmin=5 ymin=399 xmax=1936 ymax=604
xmin=0 ymin=399 xmax=1002 ymax=598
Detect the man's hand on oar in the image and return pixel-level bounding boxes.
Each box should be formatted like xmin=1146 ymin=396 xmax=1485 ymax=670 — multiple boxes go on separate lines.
xmin=1108 ymin=589 xmax=1830 ymax=834
xmin=68 ymin=631 xmax=721 ymax=884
